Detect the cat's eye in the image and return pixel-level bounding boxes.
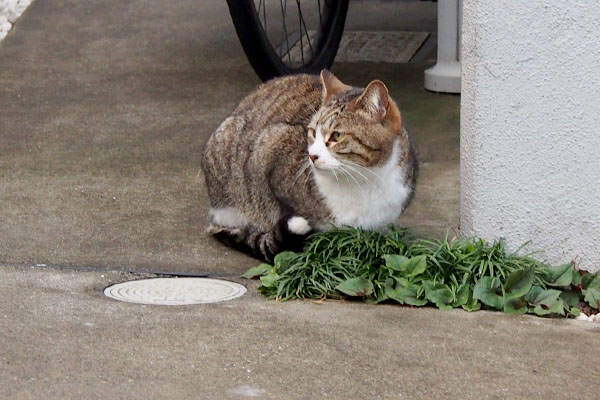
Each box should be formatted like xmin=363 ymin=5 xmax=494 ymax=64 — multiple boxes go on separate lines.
xmin=307 ymin=128 xmax=315 ymax=138
xmin=329 ymin=131 xmax=343 ymax=143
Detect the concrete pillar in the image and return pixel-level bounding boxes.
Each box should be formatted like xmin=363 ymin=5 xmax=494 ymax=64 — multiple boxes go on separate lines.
xmin=460 ymin=0 xmax=600 ymax=271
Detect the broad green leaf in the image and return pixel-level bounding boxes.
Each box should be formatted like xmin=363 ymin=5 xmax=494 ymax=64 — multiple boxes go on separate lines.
xmin=571 ymin=270 xmax=582 ymax=286
xmin=424 ymin=282 xmax=454 ymax=308
xmin=259 ymin=271 xmax=279 ymax=288
xmin=504 ymin=297 xmax=528 ymax=315
xmin=273 ymin=251 xmax=297 ymax=271
xmin=395 ymin=284 xmax=420 ymax=298
xmin=533 ymin=305 xmax=553 ymax=316
xmin=426 ymin=288 xmax=454 ymax=307
xmin=559 ymin=290 xmax=580 ymax=308
xmin=582 ymin=272 xmax=600 ymax=290
xmin=365 ymin=292 xmax=388 ymax=304
xmin=524 ymin=286 xmax=543 ymax=303
xmin=393 ymin=276 xmax=411 ymax=288
xmin=549 ymin=300 xmax=566 ymax=315
xmin=568 ymin=307 xmax=581 ymax=317
xmin=473 ymin=277 xmax=504 ymax=310
xmin=453 ymin=284 xmax=470 ymax=307
xmin=584 ymin=287 xmax=600 ymax=309
xmin=384 ymin=294 xmax=404 ymax=305
xmin=402 ymin=296 xmax=428 ymax=306
xmin=383 ymin=254 xmax=427 ymax=277
xmin=336 ymin=277 xmax=374 ymax=297
xmin=504 ymin=267 xmax=535 ymax=299
xmin=242 ymin=263 xmax=273 ymax=279
xmin=462 ymin=298 xmax=481 ymax=312
xmin=386 ymin=282 xmax=427 ymax=306
xmin=533 ymin=300 xmax=566 ymax=316
xmin=524 ymin=286 xmax=562 ymax=307
xmin=383 ymin=254 xmax=409 ymax=272
xmin=402 ymin=255 xmax=428 ymax=277
xmin=384 ymin=277 xmax=401 ymax=303
xmin=384 ymin=277 xmax=395 ymax=291
xmin=543 ymin=264 xmax=573 ymax=287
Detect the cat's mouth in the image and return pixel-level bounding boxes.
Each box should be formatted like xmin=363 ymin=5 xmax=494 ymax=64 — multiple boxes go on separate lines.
xmin=310 ymin=161 xmax=339 ymax=171
xmin=309 ymin=155 xmax=341 ymax=171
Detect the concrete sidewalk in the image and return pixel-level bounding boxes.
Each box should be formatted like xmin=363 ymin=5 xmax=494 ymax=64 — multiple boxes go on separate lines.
xmin=1 ymin=265 xmax=599 ymax=399
xmin=4 ymin=1 xmax=594 ymax=399
xmin=0 ymin=0 xmax=457 ymax=276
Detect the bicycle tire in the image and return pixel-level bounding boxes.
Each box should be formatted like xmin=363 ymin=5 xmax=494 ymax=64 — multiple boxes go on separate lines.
xmin=227 ymin=0 xmax=349 ymax=81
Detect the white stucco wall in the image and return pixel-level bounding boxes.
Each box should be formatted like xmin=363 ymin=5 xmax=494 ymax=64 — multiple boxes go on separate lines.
xmin=461 ymin=0 xmax=600 ymax=271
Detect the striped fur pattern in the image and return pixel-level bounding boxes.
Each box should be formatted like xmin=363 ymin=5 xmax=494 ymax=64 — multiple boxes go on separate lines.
xmin=202 ymin=71 xmax=417 ymax=261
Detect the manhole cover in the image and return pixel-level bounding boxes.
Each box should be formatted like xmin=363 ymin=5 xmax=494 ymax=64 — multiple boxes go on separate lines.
xmin=104 ymin=278 xmax=246 ymax=305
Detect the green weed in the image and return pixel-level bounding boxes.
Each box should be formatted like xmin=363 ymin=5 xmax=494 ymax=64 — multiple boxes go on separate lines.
xmin=243 ymin=227 xmax=599 ymax=317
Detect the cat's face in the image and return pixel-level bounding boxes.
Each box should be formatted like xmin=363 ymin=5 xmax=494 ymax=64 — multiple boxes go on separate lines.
xmin=307 ymin=71 xmax=402 ymax=172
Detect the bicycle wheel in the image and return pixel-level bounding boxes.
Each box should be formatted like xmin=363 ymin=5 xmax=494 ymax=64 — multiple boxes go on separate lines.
xmin=227 ymin=0 xmax=349 ymax=81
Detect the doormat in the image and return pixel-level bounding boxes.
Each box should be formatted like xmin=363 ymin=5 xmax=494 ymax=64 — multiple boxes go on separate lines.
xmin=286 ymin=30 xmax=430 ymax=64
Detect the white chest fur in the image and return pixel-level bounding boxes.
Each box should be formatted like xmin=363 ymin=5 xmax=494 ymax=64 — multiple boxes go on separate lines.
xmin=313 ymin=140 xmax=410 ymax=229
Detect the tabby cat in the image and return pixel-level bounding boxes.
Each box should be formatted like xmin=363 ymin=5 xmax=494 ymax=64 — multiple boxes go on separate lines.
xmin=202 ymin=70 xmax=417 ymax=261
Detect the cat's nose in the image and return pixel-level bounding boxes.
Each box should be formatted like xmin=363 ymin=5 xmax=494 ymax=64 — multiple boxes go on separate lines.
xmin=309 ymin=154 xmax=319 ymax=163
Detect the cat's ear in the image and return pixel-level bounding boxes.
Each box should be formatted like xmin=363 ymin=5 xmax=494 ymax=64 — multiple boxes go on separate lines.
xmin=355 ymin=80 xmax=390 ymax=119
xmin=320 ymin=69 xmax=352 ymax=103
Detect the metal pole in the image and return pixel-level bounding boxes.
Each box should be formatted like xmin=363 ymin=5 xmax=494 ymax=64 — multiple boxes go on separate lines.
xmin=424 ymin=0 xmax=462 ymax=93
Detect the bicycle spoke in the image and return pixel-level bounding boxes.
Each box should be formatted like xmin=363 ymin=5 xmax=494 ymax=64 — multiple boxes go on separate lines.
xmin=317 ymin=0 xmax=323 ymax=32
xmin=258 ymin=0 xmax=263 ymax=25
xmin=279 ymin=0 xmax=291 ymax=62
xmin=277 ymin=0 xmax=284 ymax=57
xmin=230 ymin=0 xmax=347 ymax=80
xmin=250 ymin=0 xmax=341 ymax=70
xmin=296 ymin=0 xmax=304 ymax=64
xmin=262 ymin=0 xmax=267 ymax=32
xmin=298 ymin=3 xmax=314 ymax=57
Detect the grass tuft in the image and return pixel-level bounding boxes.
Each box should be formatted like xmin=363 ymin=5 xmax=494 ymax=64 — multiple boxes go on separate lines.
xmin=245 ymin=227 xmax=600 ymax=318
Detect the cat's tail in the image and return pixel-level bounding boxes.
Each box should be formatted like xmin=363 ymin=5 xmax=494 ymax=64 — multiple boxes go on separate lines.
xmin=207 ymin=216 xmax=312 ymax=263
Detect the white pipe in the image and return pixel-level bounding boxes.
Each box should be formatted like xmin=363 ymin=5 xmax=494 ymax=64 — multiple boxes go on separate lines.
xmin=424 ymin=0 xmax=462 ymax=93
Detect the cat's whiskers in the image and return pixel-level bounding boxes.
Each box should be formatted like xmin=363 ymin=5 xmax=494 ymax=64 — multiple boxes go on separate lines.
xmin=343 ymin=160 xmax=385 ymax=183
xmin=331 ymin=169 xmax=340 ymax=188
xmin=341 ymin=163 xmax=377 ymax=188
xmin=293 ymin=160 xmax=311 ymax=185
xmin=338 ymin=165 xmax=368 ymax=200
xmin=296 ymin=161 xmax=315 ymax=192
xmin=303 ymin=169 xmax=312 ymax=191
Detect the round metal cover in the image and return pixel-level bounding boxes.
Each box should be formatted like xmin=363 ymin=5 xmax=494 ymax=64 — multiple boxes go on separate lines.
xmin=104 ymin=278 xmax=247 ymax=305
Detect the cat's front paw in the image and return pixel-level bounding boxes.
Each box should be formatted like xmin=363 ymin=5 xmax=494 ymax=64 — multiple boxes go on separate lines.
xmin=287 ymin=216 xmax=311 ymax=235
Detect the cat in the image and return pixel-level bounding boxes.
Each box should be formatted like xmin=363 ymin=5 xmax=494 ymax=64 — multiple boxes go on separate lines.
xmin=202 ymin=70 xmax=417 ymax=261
